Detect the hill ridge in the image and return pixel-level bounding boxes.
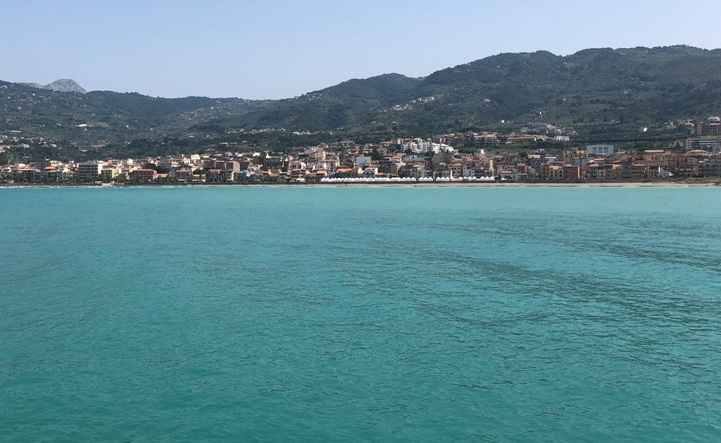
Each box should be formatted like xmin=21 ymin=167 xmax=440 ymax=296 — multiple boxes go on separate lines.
xmin=2 ymin=45 xmax=721 ymax=156
xmin=20 ymin=78 xmax=87 ymax=94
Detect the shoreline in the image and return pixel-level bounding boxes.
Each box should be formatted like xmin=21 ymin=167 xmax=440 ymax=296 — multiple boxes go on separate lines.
xmin=1 ymin=180 xmax=718 ymax=189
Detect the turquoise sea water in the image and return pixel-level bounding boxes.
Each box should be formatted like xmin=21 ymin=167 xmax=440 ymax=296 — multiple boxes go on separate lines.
xmin=1 ymin=186 xmax=721 ymax=442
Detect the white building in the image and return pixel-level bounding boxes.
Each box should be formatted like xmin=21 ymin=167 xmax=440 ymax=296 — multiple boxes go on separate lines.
xmin=584 ymin=144 xmax=618 ymax=156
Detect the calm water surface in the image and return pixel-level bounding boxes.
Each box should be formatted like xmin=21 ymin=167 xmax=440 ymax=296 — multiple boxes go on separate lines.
xmin=1 ymin=187 xmax=720 ymax=442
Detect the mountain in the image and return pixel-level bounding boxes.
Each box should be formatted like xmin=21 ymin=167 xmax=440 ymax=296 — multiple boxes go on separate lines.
xmin=22 ymin=78 xmax=87 ymax=93
xmin=0 ymin=80 xmax=271 ymax=149
xmin=44 ymin=79 xmax=86 ymax=93
xmin=3 ymin=45 xmax=721 ymax=157
xmin=205 ymin=73 xmax=422 ymax=132
xmin=228 ymin=45 xmax=721 ymax=136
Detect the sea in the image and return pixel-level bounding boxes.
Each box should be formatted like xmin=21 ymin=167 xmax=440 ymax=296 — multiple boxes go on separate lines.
xmin=1 ymin=186 xmax=720 ymax=442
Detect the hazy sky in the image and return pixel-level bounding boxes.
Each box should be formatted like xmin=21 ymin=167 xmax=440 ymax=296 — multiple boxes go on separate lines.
xmin=2 ymin=0 xmax=721 ymax=99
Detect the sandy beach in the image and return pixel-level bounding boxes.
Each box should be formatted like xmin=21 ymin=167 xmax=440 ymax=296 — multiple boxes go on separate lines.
xmin=2 ymin=180 xmax=719 ymax=189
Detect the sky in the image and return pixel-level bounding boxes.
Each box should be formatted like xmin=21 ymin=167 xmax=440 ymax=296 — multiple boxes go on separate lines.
xmin=2 ymin=0 xmax=721 ymax=100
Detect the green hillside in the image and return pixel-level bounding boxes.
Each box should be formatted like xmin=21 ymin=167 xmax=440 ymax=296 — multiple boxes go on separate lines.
xmin=0 ymin=81 xmax=270 ymax=146
xmin=208 ymin=45 xmax=721 ymax=138
xmin=2 ymin=45 xmax=721 ymax=157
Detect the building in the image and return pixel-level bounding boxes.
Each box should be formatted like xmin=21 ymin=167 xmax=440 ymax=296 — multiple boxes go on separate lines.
xmin=130 ymin=168 xmax=158 ymax=182
xmin=540 ymin=164 xmax=563 ymax=180
xmin=76 ymin=162 xmax=103 ymax=181
xmin=563 ymin=165 xmax=580 ymax=181
xmin=172 ymin=168 xmax=194 ymax=182
xmin=158 ymin=156 xmax=181 ymax=171
xmin=700 ymin=159 xmax=721 ymax=177
xmin=642 ymin=150 xmax=667 ymax=167
xmin=100 ymin=167 xmax=119 ymax=182
xmin=696 ymin=117 xmax=721 ymax=136
xmin=687 ymin=136 xmax=721 ymax=152
xmin=631 ymin=164 xmax=649 ymax=180
xmin=205 ymin=160 xmax=240 ymax=172
xmin=584 ymin=144 xmax=618 ymax=156
xmin=354 ymin=156 xmax=372 ymax=168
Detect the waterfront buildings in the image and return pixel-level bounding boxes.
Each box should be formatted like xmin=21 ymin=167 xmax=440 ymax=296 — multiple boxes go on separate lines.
xmin=3 ymin=117 xmax=721 ymax=185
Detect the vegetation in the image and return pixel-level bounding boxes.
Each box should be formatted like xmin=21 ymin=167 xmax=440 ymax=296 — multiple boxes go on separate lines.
xmin=3 ymin=46 xmax=721 ymax=159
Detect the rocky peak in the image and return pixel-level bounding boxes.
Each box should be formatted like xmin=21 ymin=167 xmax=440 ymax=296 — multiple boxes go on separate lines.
xmin=22 ymin=79 xmax=86 ymax=93
xmin=43 ymin=79 xmax=86 ymax=93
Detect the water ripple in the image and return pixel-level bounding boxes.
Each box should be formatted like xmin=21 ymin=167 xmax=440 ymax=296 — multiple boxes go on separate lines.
xmin=1 ymin=187 xmax=720 ymax=441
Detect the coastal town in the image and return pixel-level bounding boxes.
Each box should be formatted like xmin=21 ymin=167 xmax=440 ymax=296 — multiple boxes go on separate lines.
xmin=2 ymin=117 xmax=721 ymax=185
